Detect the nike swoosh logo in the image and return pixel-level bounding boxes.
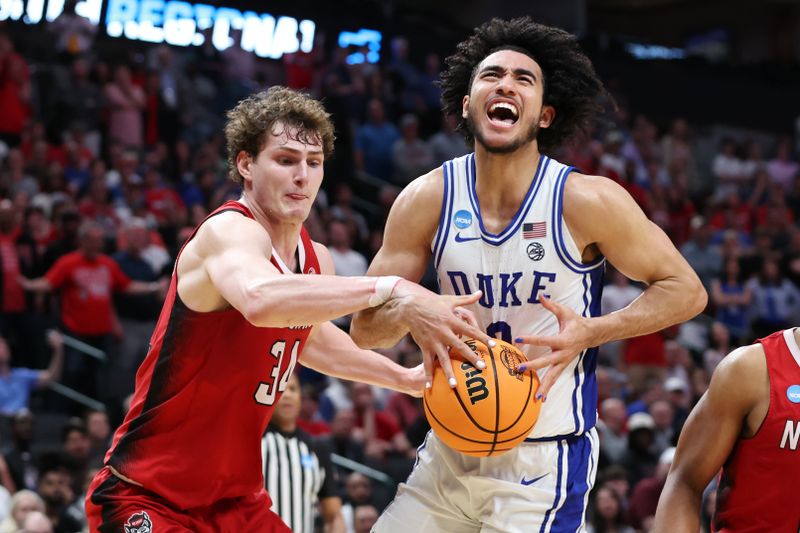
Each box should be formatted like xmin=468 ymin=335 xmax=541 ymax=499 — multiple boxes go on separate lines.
xmin=454 ymin=233 xmax=481 ymax=243
xmin=520 ymin=473 xmax=549 ymax=486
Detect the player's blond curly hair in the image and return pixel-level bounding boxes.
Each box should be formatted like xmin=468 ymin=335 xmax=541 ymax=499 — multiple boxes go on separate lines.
xmin=224 ymin=87 xmax=336 ymax=185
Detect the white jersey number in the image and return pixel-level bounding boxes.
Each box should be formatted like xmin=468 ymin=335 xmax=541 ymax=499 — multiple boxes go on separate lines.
xmin=254 ymin=339 xmax=299 ymax=406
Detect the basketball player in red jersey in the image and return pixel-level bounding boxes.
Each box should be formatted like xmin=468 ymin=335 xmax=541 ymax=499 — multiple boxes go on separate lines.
xmin=84 ymin=87 xmax=491 ymax=532
xmin=654 ymin=327 xmax=800 ymax=532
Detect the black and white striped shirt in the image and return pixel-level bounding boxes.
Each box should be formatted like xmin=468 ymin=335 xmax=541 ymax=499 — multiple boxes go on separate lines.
xmin=262 ymin=424 xmax=337 ymax=533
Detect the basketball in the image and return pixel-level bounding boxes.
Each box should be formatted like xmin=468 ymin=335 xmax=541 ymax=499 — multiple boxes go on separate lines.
xmin=423 ymin=338 xmax=542 ymax=457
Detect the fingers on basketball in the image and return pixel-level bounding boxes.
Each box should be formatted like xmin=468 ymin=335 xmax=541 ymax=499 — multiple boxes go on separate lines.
xmin=423 ymin=338 xmax=542 ymax=457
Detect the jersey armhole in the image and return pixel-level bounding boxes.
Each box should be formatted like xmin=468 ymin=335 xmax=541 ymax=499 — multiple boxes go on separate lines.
xmin=551 ymin=167 xmax=606 ymax=274
xmin=431 ymin=161 xmax=454 ymax=269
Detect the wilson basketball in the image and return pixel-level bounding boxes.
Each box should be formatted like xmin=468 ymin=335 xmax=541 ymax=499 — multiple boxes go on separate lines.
xmin=423 ymin=338 xmax=542 ymax=457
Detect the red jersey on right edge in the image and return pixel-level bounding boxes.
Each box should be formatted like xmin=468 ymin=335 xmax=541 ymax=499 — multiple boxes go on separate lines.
xmin=104 ymin=201 xmax=320 ymax=510
xmin=713 ymin=329 xmax=800 ymax=533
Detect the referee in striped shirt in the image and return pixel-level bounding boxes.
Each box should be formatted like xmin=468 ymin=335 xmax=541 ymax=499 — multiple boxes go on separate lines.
xmin=263 ymin=372 xmax=345 ymax=533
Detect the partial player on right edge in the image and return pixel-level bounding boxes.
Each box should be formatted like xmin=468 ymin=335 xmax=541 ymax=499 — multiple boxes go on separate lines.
xmin=654 ymin=327 xmax=800 ymax=532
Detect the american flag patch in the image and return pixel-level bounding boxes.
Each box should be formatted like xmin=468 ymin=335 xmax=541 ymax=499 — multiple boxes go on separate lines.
xmin=522 ymin=222 xmax=546 ymax=239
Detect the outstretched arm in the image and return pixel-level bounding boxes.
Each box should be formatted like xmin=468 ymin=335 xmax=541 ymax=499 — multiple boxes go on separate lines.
xmin=183 ymin=211 xmax=407 ymax=327
xmin=653 ymin=344 xmax=766 ymax=532
xmin=302 ymin=321 xmax=425 ymax=397
xmin=516 ymin=174 xmax=707 ymax=396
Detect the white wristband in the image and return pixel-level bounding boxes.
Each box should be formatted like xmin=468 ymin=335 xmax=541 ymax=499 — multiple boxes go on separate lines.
xmin=368 ymin=276 xmax=403 ymax=307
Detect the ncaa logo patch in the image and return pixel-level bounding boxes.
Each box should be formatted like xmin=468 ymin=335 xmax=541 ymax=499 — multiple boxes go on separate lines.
xmin=124 ymin=511 xmax=152 ymax=533
xmin=527 ymin=242 xmax=545 ymax=261
xmin=453 ymin=210 xmax=473 ymax=229
xmin=787 ymin=385 xmax=800 ymax=404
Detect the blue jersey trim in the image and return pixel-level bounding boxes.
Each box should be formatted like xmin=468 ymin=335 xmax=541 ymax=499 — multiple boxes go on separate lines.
xmin=580 ymin=268 xmax=604 ymax=430
xmin=539 ymin=440 xmax=566 ymax=533
xmin=550 ymin=433 xmax=594 ymax=532
xmin=551 ymin=165 xmax=605 ymax=274
xmin=466 ymin=153 xmax=551 ymax=246
xmin=431 ymin=162 xmax=450 ymax=264
xmin=434 ymin=161 xmax=455 ymax=269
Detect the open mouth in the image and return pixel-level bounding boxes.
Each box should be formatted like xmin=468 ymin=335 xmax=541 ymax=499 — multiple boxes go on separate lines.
xmin=487 ymin=101 xmax=519 ymax=126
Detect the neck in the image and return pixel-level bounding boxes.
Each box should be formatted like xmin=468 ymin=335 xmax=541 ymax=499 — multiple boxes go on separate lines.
xmin=473 ymin=142 xmax=541 ymax=224
xmin=239 ymin=194 xmax=302 ymax=271
xmin=274 ymin=418 xmax=296 ymax=433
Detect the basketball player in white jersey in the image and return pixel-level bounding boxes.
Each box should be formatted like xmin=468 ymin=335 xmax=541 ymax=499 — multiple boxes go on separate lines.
xmin=351 ymin=18 xmax=707 ymax=532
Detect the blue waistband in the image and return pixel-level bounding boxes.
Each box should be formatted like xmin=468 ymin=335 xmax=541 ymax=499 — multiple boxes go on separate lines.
xmin=524 ymin=427 xmax=595 ymax=443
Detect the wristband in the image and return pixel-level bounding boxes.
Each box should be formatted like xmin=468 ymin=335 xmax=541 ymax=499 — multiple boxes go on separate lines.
xmin=368 ymin=276 xmax=403 ymax=307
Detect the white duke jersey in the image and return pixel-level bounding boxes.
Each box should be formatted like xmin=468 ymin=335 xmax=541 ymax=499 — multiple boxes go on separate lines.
xmin=432 ymin=152 xmax=605 ymax=440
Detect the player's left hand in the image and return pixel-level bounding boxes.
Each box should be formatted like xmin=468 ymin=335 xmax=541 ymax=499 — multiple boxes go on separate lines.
xmin=513 ymin=295 xmax=596 ymax=401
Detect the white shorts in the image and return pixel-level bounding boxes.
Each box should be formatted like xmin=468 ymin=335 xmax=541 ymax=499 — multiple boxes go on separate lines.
xmin=373 ymin=428 xmax=599 ymax=533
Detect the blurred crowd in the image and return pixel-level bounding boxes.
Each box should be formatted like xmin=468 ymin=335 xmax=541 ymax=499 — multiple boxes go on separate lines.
xmin=0 ymin=6 xmax=799 ymax=533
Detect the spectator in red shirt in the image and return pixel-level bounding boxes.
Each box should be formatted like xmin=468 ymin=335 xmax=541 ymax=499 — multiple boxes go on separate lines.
xmin=19 ymin=222 xmax=162 ymax=403
xmin=0 ymin=32 xmax=31 ymax=147
xmin=349 ymin=382 xmax=411 ymax=461
xmin=0 ymin=199 xmax=28 ymax=359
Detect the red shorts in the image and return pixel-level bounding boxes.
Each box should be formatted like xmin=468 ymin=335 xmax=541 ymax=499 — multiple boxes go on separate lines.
xmin=86 ymin=467 xmax=292 ymax=533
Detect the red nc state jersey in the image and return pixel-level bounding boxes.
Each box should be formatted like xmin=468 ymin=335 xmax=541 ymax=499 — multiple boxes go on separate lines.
xmin=105 ymin=201 xmax=320 ymax=510
xmin=713 ymin=329 xmax=800 ymax=533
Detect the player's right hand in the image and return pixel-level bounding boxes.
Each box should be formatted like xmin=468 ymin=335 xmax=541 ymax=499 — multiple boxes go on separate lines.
xmin=392 ymin=281 xmax=496 ymax=389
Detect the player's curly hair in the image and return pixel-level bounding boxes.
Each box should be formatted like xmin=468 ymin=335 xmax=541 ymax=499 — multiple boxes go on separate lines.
xmin=440 ymin=17 xmax=607 ymax=153
xmin=224 ymin=87 xmax=336 ymax=184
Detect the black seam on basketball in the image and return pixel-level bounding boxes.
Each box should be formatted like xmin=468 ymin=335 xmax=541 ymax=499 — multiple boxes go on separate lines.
xmin=425 ymin=397 xmax=538 ymax=446
xmin=449 ymin=368 xmax=497 ymax=434
xmin=496 ymin=366 xmax=535 ymax=433
xmin=489 ymin=343 xmax=500 ymax=456
xmin=424 ymin=398 xmax=497 ymax=443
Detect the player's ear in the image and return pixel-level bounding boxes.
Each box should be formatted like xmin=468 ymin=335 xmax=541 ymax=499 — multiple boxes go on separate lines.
xmin=462 ymin=95 xmax=470 ymax=119
xmin=236 ymin=151 xmax=253 ymax=182
xmin=539 ymin=105 xmax=555 ymax=129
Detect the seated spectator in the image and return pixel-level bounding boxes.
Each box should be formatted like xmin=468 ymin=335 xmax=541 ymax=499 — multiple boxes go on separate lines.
xmin=680 ymin=216 xmax=722 ymax=290
xmin=429 ymin=114 xmax=469 ymax=162
xmin=627 ymin=447 xmax=675 ymax=530
xmin=620 ymin=412 xmax=659 ymax=487
xmin=391 ymin=114 xmax=434 ymax=185
xmin=710 ymin=259 xmax=751 ymax=342
xmin=350 ymin=383 xmax=410 ymax=462
xmin=354 ymin=99 xmax=398 ymax=182
xmin=597 ymin=398 xmax=628 ymax=465
xmin=341 ymin=473 xmax=375 ymax=533
xmin=747 ymin=258 xmax=800 ymax=338
xmin=766 ymin=137 xmax=799 ymax=192
xmin=587 ymin=485 xmax=634 ymax=533
xmin=60 ymin=420 xmax=90 ymax=497
xmin=353 ymin=504 xmax=379 ymax=533
xmin=20 ymin=510 xmax=53 ymax=533
xmin=319 ymin=409 xmax=365 ymax=465
xmin=711 ymin=138 xmax=744 ymax=201
xmin=296 ymin=383 xmax=330 ymax=436
xmin=36 ymin=461 xmax=81 ymax=533
xmin=648 ymin=400 xmax=676 ymax=453
xmin=83 ymin=409 xmax=110 ymax=463
xmin=0 ymin=490 xmax=44 ymax=533
xmin=702 ymin=322 xmax=732 ymax=375
xmin=0 ymin=331 xmax=63 ymax=416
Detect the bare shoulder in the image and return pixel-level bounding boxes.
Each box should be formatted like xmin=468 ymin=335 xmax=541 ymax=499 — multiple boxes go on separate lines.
xmin=385 ymin=166 xmax=446 ymax=244
xmin=311 ymin=241 xmax=335 ymax=275
xmin=179 ymin=211 xmax=271 ymax=273
xmin=562 ymin=171 xmax=631 ymax=215
xmin=395 ymin=166 xmax=445 ymax=214
xmin=708 ymin=343 xmax=767 ymax=409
